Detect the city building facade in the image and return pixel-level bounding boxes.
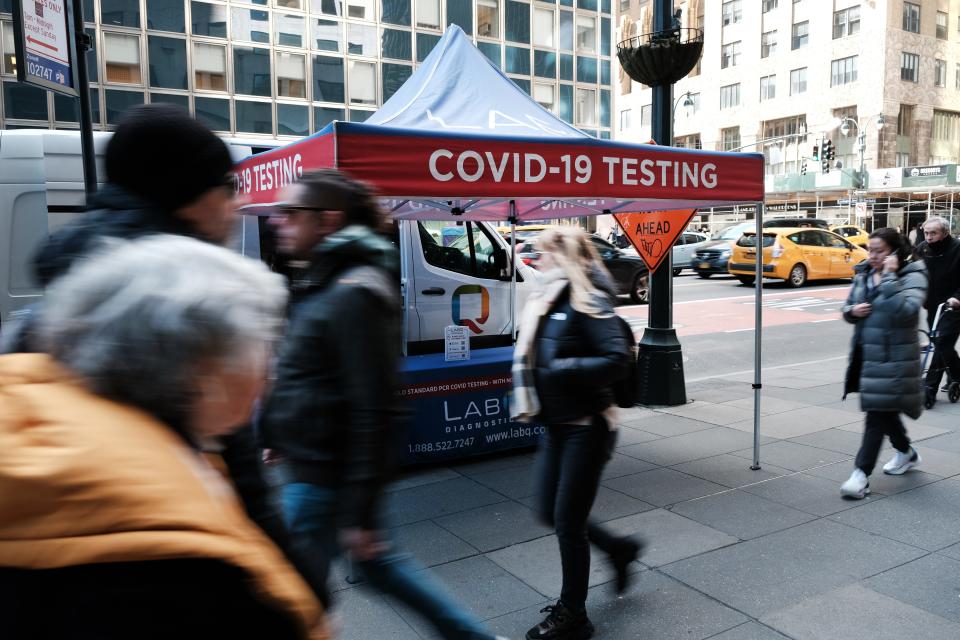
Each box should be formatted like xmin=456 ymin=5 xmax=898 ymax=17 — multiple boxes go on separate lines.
xmin=0 ymin=0 xmax=615 ymax=139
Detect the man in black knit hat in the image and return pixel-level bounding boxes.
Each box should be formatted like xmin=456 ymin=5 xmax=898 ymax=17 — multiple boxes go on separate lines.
xmin=1 ymin=103 xmax=328 ymax=606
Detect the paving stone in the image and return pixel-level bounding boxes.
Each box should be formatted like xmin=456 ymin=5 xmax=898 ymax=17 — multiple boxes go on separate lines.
xmin=815 ymin=399 xmax=863 ymax=415
xmin=760 ymin=584 xmax=960 ymax=640
xmin=761 ymin=385 xmax=841 ymax=405
xmin=914 ymin=430 xmax=960 ymax=454
xmin=451 ymin=451 xmax=536 ymax=478
xmin=604 ymin=467 xmax=728 ymax=507
xmin=690 ymin=385 xmax=756 ymax=404
xmin=907 ymin=446 xmax=960 ymax=477
xmin=434 ymin=501 xmax=551 ymax=552
xmin=907 ymin=409 xmax=960 ymax=431
xmin=671 ymin=454 xmax=792 ymax=489
xmin=723 ymin=396 xmax=808 ymax=416
xmin=657 ymin=402 xmax=756 ymax=427
xmin=468 ymin=463 xmax=537 ymax=499
xmin=787 ymin=428 xmax=865 ymax=455
xmin=604 ymin=508 xmax=739 ymax=567
xmin=866 ymin=553 xmax=960 ymax=623
xmin=705 ymin=622 xmax=791 ymax=640
xmin=730 ymin=440 xmax=851 ymax=472
xmin=830 ymin=478 xmax=960 ymax=551
xmin=485 ymin=534 xmax=635 ymax=599
xmin=624 ymin=413 xmax=718 ymax=437
xmin=835 ymin=420 xmax=951 ymax=442
xmin=738 ymin=471 xmax=882 ymax=516
xmin=384 ymin=476 xmax=507 ymax=526
xmin=937 ymin=540 xmax=960 ymax=561
xmin=661 ymin=519 xmax=925 ymax=618
xmin=522 ymin=485 xmax=658 ymax=524
xmin=335 ymin=587 xmax=422 ymax=640
xmin=387 ymin=467 xmax=462 ymax=493
xmin=395 ymin=555 xmax=545 ymax=634
xmin=617 ymin=406 xmax=657 ymax=422
xmin=670 ymin=489 xmax=816 ymax=540
xmin=802 ymin=460 xmax=943 ymax=495
xmin=583 ymin=571 xmax=748 ymax=640
xmin=620 ymin=427 xmax=769 ymax=467
xmin=728 ymin=406 xmax=859 ymax=439
xmin=611 ymin=426 xmax=663 ymax=446
xmin=600 ymin=452 xmax=658 ymax=480
xmin=389 ymin=520 xmax=480 ymax=567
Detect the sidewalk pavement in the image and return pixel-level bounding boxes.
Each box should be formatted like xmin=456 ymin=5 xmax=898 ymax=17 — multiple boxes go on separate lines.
xmin=334 ymin=359 xmax=960 ymax=640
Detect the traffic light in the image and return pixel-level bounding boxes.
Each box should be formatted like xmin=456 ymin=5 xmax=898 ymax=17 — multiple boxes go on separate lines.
xmin=821 ymin=139 xmax=834 ymax=173
xmin=812 ymin=145 xmax=819 ymax=161
xmin=800 ymin=160 xmax=807 ymax=175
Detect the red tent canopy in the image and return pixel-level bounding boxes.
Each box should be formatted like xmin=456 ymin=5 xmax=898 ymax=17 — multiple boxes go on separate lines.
xmin=236 ymin=27 xmax=763 ymax=221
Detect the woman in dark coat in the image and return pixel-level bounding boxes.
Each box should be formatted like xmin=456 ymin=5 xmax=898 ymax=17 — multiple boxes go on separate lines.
xmin=512 ymin=226 xmax=641 ymax=640
xmin=841 ymin=228 xmax=928 ymax=499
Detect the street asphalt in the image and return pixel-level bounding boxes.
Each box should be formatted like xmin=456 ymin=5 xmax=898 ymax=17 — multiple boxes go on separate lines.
xmin=328 ymin=275 xmax=960 ymax=640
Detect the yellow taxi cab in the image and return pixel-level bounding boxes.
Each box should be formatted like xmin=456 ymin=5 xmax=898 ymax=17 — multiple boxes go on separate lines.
xmin=830 ymin=224 xmax=870 ymax=248
xmin=728 ymin=227 xmax=868 ymax=287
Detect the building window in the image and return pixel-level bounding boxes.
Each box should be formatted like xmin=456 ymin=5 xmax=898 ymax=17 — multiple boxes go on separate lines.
xmin=830 ymin=56 xmax=857 ymax=86
xmin=277 ymin=103 xmax=309 ymax=136
xmin=833 ymin=6 xmax=860 ymax=39
xmin=348 ymin=59 xmax=376 ymax=104
xmin=791 ymin=21 xmax=808 ymax=49
xmin=3 ymin=82 xmax=49 ymax=121
xmin=233 ymin=8 xmax=271 ymax=44
xmin=640 ymin=103 xmax=651 ymax=127
xmin=276 ymin=51 xmax=306 ymax=98
xmin=762 ymin=0 xmax=777 ymax=13
xmin=382 ymin=28 xmax=412 ymax=60
xmin=234 ymin=46 xmax=271 ymax=96
xmin=105 ymin=90 xmax=145 ymax=125
xmin=147 ymin=0 xmax=185 ymax=32
xmin=956 ymin=63 xmax=960 ymax=90
xmin=533 ymin=82 xmax=554 ymax=111
xmin=275 ymin=14 xmax=305 ymax=48
xmin=533 ymin=8 xmax=555 ymax=47
xmin=896 ymin=152 xmax=910 ymax=167
xmin=619 ymin=108 xmax=630 ymax=130
xmin=721 ymin=0 xmax=741 ymax=26
xmin=687 ymin=92 xmax=700 ymax=114
xmin=417 ymin=32 xmax=441 ymax=61
xmin=147 ymin=36 xmax=187 ymax=90
xmin=760 ymin=74 xmax=775 ymax=101
xmin=505 ymin=1 xmax=530 ymax=43
xmin=937 ymin=11 xmax=948 ymax=39
xmin=576 ymin=15 xmax=596 ymax=53
xmin=761 ymin=30 xmax=776 ymax=58
xmin=103 ymin=32 xmax=142 ymax=85
xmin=416 ymin=0 xmax=441 ymax=29
xmin=789 ymin=67 xmax=806 ymax=94
xmin=477 ymin=0 xmax=499 ymax=38
xmin=346 ymin=0 xmax=374 ymax=20
xmin=619 ymin=0 xmax=629 ymax=11
xmin=236 ymin=100 xmax=273 ymax=135
xmin=313 ymin=55 xmax=344 ymax=102
xmin=191 ymin=2 xmax=227 ymax=38
xmin=935 ymin=59 xmax=946 ymax=87
xmin=897 ymin=104 xmax=913 ymax=136
xmin=347 ymin=23 xmax=378 ymax=56
xmin=719 ymin=83 xmax=739 ymax=109
xmin=675 ymin=134 xmax=701 ymax=149
xmin=721 ymin=126 xmax=740 ymax=151
xmin=1 ymin=21 xmax=17 ymax=75
xmin=901 ymin=52 xmax=919 ymax=82
xmin=194 ymin=42 xmax=226 ymax=91
xmin=575 ymin=87 xmax=596 ymax=126
xmin=381 ymin=0 xmax=411 ymax=26
xmin=902 ymin=2 xmax=919 ymax=33
xmin=381 ymin=62 xmax=411 ymax=101
xmin=101 ymin=0 xmax=140 ymax=28
xmin=312 ymin=19 xmax=342 ymax=52
xmin=720 ymin=41 xmax=740 ymax=69
xmin=534 ymin=50 xmax=556 ymax=77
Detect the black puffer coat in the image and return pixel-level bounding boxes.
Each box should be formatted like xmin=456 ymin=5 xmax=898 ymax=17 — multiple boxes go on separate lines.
xmin=533 ymin=274 xmax=630 ymax=425
xmin=843 ymin=260 xmax=928 ymax=419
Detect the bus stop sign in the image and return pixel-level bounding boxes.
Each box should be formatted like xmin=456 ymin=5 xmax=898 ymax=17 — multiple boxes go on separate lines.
xmin=13 ymin=0 xmax=80 ymax=96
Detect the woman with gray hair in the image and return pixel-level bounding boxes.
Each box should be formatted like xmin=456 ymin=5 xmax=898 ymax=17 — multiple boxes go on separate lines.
xmin=0 ymin=236 xmax=328 ymax=640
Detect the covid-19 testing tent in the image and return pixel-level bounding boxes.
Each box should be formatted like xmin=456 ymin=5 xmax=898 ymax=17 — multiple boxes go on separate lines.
xmin=236 ymin=25 xmax=770 ymax=465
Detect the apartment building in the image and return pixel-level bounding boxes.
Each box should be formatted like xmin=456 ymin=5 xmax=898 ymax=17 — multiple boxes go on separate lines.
xmin=0 ymin=0 xmax=615 ymax=139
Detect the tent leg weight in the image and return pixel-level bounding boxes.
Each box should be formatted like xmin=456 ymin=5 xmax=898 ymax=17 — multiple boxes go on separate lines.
xmin=637 ymin=331 xmax=687 ymax=406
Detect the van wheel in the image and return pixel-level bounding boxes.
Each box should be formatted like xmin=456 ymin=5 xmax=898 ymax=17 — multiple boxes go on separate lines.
xmin=787 ymin=264 xmax=807 ymax=288
xmin=737 ymin=276 xmax=755 ymax=285
xmin=631 ymin=271 xmax=649 ymax=304
xmin=698 ymin=273 xmax=711 ymax=279
xmin=672 ymin=267 xmax=682 ymax=276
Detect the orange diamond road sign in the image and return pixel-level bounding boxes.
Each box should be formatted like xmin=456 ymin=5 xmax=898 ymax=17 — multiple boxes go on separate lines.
xmin=614 ymin=210 xmax=698 ymax=273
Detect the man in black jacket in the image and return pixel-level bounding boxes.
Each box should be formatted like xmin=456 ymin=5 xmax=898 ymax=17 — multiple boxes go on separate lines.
xmin=259 ymin=169 xmax=499 ymax=640
xmin=0 ymin=104 xmax=326 ymax=605
xmin=916 ymin=216 xmax=960 ymax=404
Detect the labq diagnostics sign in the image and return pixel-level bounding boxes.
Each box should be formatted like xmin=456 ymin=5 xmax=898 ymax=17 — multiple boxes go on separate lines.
xmin=13 ymin=0 xmax=80 ymax=96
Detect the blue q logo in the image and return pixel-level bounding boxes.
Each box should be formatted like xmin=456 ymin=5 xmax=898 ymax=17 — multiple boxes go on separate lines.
xmin=451 ymin=285 xmax=490 ymax=334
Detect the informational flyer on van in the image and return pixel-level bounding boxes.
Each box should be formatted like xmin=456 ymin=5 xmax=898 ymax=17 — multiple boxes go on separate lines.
xmin=14 ymin=0 xmax=78 ymax=95
xmin=444 ymin=325 xmax=470 ymax=362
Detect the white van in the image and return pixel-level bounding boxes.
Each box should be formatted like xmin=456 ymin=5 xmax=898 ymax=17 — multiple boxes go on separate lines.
xmin=0 ymin=130 xmax=539 ymax=354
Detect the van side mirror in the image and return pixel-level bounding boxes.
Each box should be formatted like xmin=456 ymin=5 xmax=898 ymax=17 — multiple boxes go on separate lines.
xmin=493 ymin=247 xmax=508 ymax=271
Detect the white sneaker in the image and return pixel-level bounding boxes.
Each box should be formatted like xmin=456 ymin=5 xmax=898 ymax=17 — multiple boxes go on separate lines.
xmin=882 ymin=448 xmax=921 ymax=475
xmin=841 ymin=469 xmax=870 ymax=499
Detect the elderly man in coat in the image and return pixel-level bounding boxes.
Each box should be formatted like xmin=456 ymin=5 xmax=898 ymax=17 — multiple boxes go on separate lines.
xmin=840 ymin=228 xmax=928 ymax=499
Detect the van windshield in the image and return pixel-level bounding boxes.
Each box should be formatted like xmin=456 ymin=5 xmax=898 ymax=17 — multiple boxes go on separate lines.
xmin=736 ymin=233 xmax=777 ymax=248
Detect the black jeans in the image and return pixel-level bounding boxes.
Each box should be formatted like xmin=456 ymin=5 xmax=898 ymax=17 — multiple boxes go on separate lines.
xmin=855 ymin=411 xmax=911 ymax=475
xmin=535 ymin=418 xmax=630 ymax=611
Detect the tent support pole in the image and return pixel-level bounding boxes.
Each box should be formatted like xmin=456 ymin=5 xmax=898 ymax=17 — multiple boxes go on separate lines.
xmin=752 ymin=201 xmax=764 ymax=470
xmin=509 ymin=201 xmax=518 ymax=342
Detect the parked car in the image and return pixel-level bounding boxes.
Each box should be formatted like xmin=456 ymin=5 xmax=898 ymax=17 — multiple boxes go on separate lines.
xmin=727 ymin=227 xmax=868 ymax=287
xmin=762 ymin=217 xmax=830 ymax=230
xmin=691 ymin=222 xmax=756 ymax=278
xmin=515 ymin=235 xmax=650 ymax=303
xmin=830 ymin=224 xmax=869 ymax=248
xmin=671 ymin=231 xmax=710 ymax=275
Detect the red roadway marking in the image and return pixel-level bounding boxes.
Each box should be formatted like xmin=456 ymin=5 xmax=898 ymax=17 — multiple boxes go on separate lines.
xmin=618 ymin=288 xmax=850 ymax=337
